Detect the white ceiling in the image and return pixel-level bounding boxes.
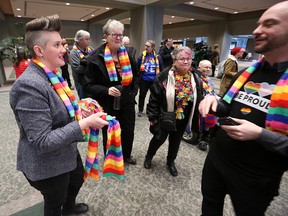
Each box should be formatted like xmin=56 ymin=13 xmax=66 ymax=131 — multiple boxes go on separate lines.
xmin=3 ymin=0 xmax=284 ymax=25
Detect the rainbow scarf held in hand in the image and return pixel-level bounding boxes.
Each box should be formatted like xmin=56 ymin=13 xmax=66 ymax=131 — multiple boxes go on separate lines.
xmin=73 ymin=45 xmax=92 ymax=59
xmin=104 ymin=44 xmax=133 ymax=86
xmin=140 ymin=50 xmax=160 ymax=74
xmin=78 ymin=98 xmax=125 ymax=181
xmin=223 ymin=57 xmax=288 ymax=135
xmin=31 ymin=59 xmax=82 ymax=121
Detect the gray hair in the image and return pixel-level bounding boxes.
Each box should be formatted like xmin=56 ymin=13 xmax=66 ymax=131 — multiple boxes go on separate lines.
xmin=103 ymin=19 xmax=124 ymax=35
xmin=147 ymin=40 xmax=156 ymax=48
xmin=198 ymin=60 xmax=212 ymax=68
xmin=122 ymin=36 xmax=130 ymax=45
xmin=171 ymin=46 xmax=193 ymax=61
xmin=74 ymin=30 xmax=90 ymax=42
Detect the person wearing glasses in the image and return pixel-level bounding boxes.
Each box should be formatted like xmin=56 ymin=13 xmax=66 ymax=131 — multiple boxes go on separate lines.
xmin=143 ymin=46 xmax=203 ymax=176
xmin=85 ymin=19 xmax=138 ymax=165
xmin=136 ymin=40 xmax=164 ymax=117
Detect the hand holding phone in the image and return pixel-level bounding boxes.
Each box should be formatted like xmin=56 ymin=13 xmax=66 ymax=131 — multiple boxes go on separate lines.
xmin=218 ymin=117 xmax=240 ymax=126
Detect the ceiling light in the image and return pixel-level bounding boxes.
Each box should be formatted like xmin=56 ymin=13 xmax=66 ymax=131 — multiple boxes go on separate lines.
xmin=215 ymin=7 xmax=219 ymax=10
xmin=189 ymin=1 xmax=194 ymax=4
xmin=18 ymin=15 xmax=21 ymax=17
xmin=106 ymin=8 xmax=110 ymax=10
xmin=66 ymin=3 xmax=70 ymax=6
xmin=169 ymin=22 xmax=172 ymax=24
xmin=171 ymin=16 xmax=175 ymax=18
xmin=16 ymin=8 xmax=21 ymax=11
xmin=234 ymin=11 xmax=238 ymax=14
xmin=129 ymin=18 xmax=131 ymax=20
xmin=91 ymin=14 xmax=95 ymax=17
xmin=190 ymin=18 xmax=194 ymax=21
xmin=81 ymin=19 xmax=84 ymax=21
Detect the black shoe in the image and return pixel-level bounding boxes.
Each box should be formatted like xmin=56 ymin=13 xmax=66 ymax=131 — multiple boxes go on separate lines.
xmin=198 ymin=140 xmax=208 ymax=151
xmin=124 ymin=156 xmax=137 ymax=165
xmin=144 ymin=156 xmax=152 ymax=169
xmin=167 ymin=163 xmax=178 ymax=177
xmin=62 ymin=203 xmax=89 ymax=215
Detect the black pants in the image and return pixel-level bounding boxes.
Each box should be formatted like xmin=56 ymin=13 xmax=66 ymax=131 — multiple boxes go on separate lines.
xmin=201 ymin=149 xmax=282 ymax=216
xmin=211 ymin=65 xmax=216 ymax=77
xmin=102 ymin=94 xmax=135 ymax=159
xmin=138 ymin=80 xmax=153 ymax=112
xmin=146 ymin=118 xmax=188 ymax=164
xmin=60 ymin=64 xmax=72 ymax=87
xmin=25 ymin=155 xmax=84 ymax=216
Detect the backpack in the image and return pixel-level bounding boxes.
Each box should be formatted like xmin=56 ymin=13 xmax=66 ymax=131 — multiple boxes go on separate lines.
xmin=215 ymin=60 xmax=227 ymax=79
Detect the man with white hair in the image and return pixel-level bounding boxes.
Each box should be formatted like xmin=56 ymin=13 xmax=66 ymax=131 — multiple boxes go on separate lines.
xmin=70 ymin=30 xmax=93 ymax=99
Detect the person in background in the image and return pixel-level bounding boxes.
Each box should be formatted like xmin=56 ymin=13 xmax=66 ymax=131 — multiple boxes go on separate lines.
xmin=210 ymin=44 xmax=220 ymax=77
xmin=60 ymin=38 xmax=74 ymax=90
xmin=198 ymin=1 xmax=288 ymax=215
xmin=9 ymin=14 xmax=108 ymax=216
xmin=136 ymin=40 xmax=164 ymax=117
xmin=14 ymin=47 xmax=30 ymax=79
xmin=85 ymin=19 xmax=138 ymax=165
xmin=219 ymin=46 xmax=245 ymax=96
xmin=122 ymin=36 xmax=136 ymax=60
xmin=144 ymin=46 xmax=203 ymax=176
xmin=70 ymin=30 xmax=93 ymax=99
xmin=158 ymin=38 xmax=174 ymax=69
xmin=196 ymin=60 xmax=217 ymax=151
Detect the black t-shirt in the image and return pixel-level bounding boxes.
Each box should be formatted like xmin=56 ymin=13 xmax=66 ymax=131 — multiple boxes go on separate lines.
xmin=213 ymin=61 xmax=288 ymax=177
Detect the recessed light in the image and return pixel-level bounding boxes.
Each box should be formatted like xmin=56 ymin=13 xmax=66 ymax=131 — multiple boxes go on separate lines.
xmin=66 ymin=3 xmax=70 ymax=6
xmin=190 ymin=18 xmax=194 ymax=21
xmin=17 ymin=15 xmax=21 ymax=17
xmin=91 ymin=14 xmax=95 ymax=17
xmin=171 ymin=16 xmax=175 ymax=18
xmin=81 ymin=19 xmax=84 ymax=21
xmin=128 ymin=18 xmax=131 ymax=20
xmin=234 ymin=11 xmax=238 ymax=14
xmin=16 ymin=8 xmax=21 ymax=11
xmin=189 ymin=1 xmax=194 ymax=4
xmin=106 ymin=8 xmax=110 ymax=10
xmin=169 ymin=22 xmax=172 ymax=24
xmin=215 ymin=7 xmax=219 ymax=10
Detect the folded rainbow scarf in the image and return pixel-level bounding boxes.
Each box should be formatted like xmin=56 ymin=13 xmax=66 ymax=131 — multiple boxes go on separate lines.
xmin=104 ymin=44 xmax=133 ymax=86
xmin=140 ymin=50 xmax=160 ymax=74
xmin=202 ymin=76 xmax=213 ymax=95
xmin=31 ymin=59 xmax=82 ymax=121
xmin=73 ymin=45 xmax=92 ymax=59
xmin=223 ymin=57 xmax=288 ymax=135
xmin=78 ymin=98 xmax=125 ymax=181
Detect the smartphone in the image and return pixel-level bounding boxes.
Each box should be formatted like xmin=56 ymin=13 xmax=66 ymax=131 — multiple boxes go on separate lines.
xmin=218 ymin=117 xmax=240 ymax=126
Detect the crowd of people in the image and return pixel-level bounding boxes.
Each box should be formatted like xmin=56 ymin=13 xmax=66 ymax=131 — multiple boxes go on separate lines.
xmin=8 ymin=1 xmax=288 ymax=215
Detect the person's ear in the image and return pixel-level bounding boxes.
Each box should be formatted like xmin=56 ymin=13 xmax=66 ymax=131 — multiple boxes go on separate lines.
xmin=103 ymin=34 xmax=108 ymax=40
xmin=34 ymin=45 xmax=43 ymax=57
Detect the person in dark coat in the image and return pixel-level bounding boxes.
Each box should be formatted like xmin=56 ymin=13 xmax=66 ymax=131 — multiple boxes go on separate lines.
xmin=158 ymin=38 xmax=174 ymax=69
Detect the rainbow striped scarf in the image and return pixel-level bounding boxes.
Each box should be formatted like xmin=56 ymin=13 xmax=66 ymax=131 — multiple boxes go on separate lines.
xmin=202 ymin=76 xmax=213 ymax=95
xmin=140 ymin=50 xmax=160 ymax=74
xmin=223 ymin=57 xmax=288 ymax=135
xmin=31 ymin=59 xmax=82 ymax=121
xmin=78 ymin=98 xmax=125 ymax=181
xmin=73 ymin=45 xmax=92 ymax=59
xmin=104 ymin=44 xmax=133 ymax=86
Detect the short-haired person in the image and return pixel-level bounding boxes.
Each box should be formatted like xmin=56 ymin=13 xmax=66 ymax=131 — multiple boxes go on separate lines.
xmin=198 ymin=1 xmax=288 ymax=215
xmin=85 ymin=19 xmax=138 ymax=165
xmin=158 ymin=38 xmax=174 ymax=69
xmin=219 ymin=46 xmax=245 ymax=96
xmin=9 ymin=15 xmax=108 ymax=215
xmin=70 ymin=30 xmax=93 ymax=99
xmin=144 ymin=46 xmax=203 ymax=176
xmin=13 ymin=47 xmax=30 ymax=79
xmin=136 ymin=40 xmax=164 ymax=117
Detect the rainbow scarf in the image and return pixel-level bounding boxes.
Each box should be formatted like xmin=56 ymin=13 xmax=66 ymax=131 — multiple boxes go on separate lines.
xmin=104 ymin=44 xmax=133 ymax=86
xmin=73 ymin=45 xmax=92 ymax=59
xmin=78 ymin=98 xmax=125 ymax=181
xmin=223 ymin=57 xmax=288 ymax=135
xmin=140 ymin=50 xmax=160 ymax=74
xmin=31 ymin=59 xmax=82 ymax=121
xmin=202 ymin=76 xmax=213 ymax=95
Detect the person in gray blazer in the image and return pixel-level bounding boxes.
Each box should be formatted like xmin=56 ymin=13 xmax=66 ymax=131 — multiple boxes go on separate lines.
xmin=9 ymin=15 xmax=108 ymax=216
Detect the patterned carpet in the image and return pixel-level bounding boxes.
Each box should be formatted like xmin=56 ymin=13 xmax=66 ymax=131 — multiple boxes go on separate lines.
xmin=1 ymin=89 xmax=288 ymax=216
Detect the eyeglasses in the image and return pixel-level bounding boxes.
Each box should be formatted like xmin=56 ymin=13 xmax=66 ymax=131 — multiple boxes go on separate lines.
xmin=108 ymin=33 xmax=124 ymax=39
xmin=177 ymin=58 xmax=192 ymax=62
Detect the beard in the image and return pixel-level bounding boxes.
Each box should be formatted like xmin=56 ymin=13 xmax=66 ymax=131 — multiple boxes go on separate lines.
xmin=254 ymin=34 xmax=288 ymax=53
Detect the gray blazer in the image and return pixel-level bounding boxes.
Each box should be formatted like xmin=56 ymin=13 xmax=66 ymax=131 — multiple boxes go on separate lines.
xmin=10 ymin=62 xmax=84 ymax=181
